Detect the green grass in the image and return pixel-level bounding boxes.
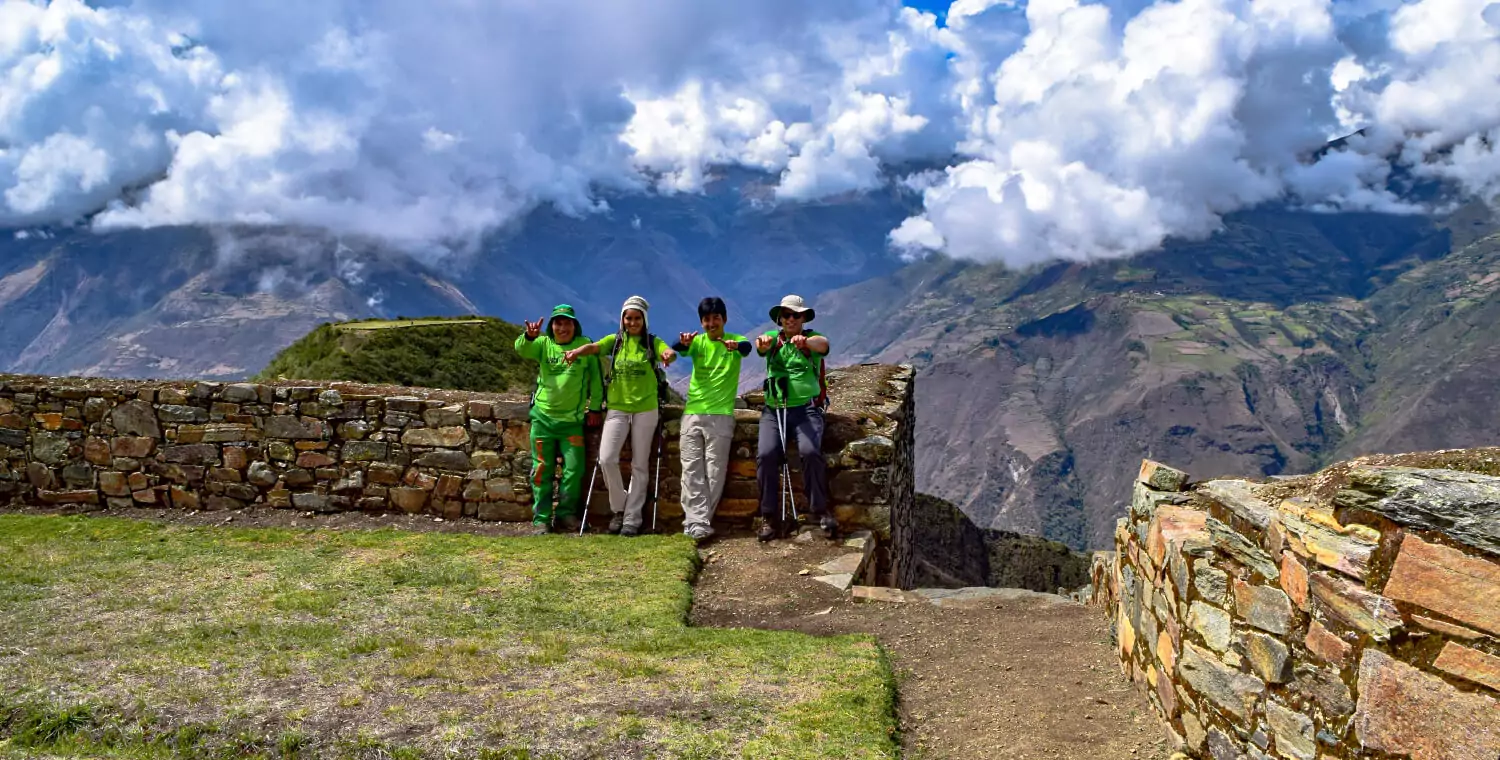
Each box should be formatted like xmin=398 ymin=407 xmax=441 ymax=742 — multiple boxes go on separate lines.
xmin=0 ymin=516 xmax=896 ymax=759
xmin=254 ymin=316 xmax=536 ymax=394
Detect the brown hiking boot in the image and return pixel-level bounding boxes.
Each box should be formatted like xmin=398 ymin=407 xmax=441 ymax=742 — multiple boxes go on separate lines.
xmin=757 ymin=520 xmax=779 ymax=542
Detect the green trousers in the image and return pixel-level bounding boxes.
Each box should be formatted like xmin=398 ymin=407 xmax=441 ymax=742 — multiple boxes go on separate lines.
xmin=529 ymin=411 xmax=586 ymax=524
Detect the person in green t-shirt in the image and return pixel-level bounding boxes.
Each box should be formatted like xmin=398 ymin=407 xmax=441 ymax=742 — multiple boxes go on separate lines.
xmin=562 ymin=295 xmax=676 ymax=536
xmin=514 ymin=304 xmax=603 ymax=535
xmin=755 ymin=294 xmax=834 ymax=542
xmin=671 ymin=297 xmax=752 ymax=542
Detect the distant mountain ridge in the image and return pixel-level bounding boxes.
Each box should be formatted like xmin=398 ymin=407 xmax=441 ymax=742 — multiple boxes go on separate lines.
xmin=813 ymin=202 xmax=1500 ymax=549
xmin=0 ymin=169 xmax=919 ymax=380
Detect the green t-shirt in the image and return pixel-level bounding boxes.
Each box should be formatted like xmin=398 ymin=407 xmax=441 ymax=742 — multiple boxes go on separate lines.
xmin=761 ymin=330 xmax=826 ymax=408
xmin=683 ymin=332 xmax=748 ymax=416
xmin=596 ymin=333 xmax=669 ymax=413
xmin=514 ymin=333 xmax=602 ymax=422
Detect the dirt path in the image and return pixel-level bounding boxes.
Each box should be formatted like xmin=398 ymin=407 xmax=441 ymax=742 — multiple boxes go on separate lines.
xmin=692 ymin=532 xmax=1173 ymax=759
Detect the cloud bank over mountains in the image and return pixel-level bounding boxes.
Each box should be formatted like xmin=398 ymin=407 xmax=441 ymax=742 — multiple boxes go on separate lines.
xmin=0 ymin=0 xmax=1497 ymax=264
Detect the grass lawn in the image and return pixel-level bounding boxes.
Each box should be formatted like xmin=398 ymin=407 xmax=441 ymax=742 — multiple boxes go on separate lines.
xmin=0 ymin=516 xmax=895 ymax=759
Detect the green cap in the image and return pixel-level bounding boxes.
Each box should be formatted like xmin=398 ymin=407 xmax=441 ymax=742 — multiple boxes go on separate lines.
xmin=547 ymin=304 xmax=582 ymax=339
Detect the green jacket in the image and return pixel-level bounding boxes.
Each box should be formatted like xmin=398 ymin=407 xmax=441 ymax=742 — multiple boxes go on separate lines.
xmin=759 ymin=329 xmax=826 ymax=408
xmin=515 ymin=333 xmax=603 ymax=422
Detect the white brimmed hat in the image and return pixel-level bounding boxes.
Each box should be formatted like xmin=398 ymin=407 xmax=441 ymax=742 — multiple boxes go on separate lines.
xmin=769 ymin=294 xmax=815 ymax=323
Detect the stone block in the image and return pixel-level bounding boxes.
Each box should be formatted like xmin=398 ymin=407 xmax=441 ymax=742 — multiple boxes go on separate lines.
xmin=844 ymin=435 xmax=893 ymax=465
xmin=1188 ymin=601 xmax=1232 ymax=653
xmin=1279 ymin=551 xmax=1309 ymax=611
xmin=435 ymin=474 xmax=464 ymax=499
xmin=83 ymin=437 xmax=112 ymax=465
xmin=32 ymin=432 xmax=71 ymax=465
xmin=1303 ymin=619 xmax=1352 ymax=668
xmin=477 ymin=501 xmax=530 ymax=522
xmin=342 ymin=441 xmax=387 ymax=462
xmin=132 ymin=488 xmax=158 ymax=504
xmin=490 ymin=401 xmax=530 ymax=420
xmin=222 ymin=446 xmax=249 ymax=470
xmin=1433 ymin=642 xmax=1500 ymax=692
xmin=1309 ymin=571 xmax=1402 ymax=642
xmin=337 ymin=420 xmax=373 ymax=440
xmin=221 ymin=384 xmax=261 ymax=403
xmin=293 ymin=492 xmax=332 ymax=512
xmin=414 ymin=450 xmax=472 ymax=471
xmin=1139 ymin=459 xmax=1189 ymax=491
xmin=1202 ymin=479 xmax=1275 ymax=530
xmin=157 ymin=388 xmax=187 ymax=404
xmin=1243 ymin=631 xmax=1291 ymax=683
xmin=261 ymin=416 xmax=325 ymax=440
xmin=1354 ymin=648 xmax=1500 ymax=759
xmin=367 ymin=463 xmax=403 ymax=485
xmin=1412 ymin=614 xmax=1483 ymax=641
xmin=1178 ymin=642 xmax=1266 ymax=721
xmin=283 ymin=469 xmax=315 ymax=488
xmin=1233 ymin=578 xmax=1294 ymax=635
xmin=1207 ymin=518 xmax=1279 ymax=581
xmin=1148 ymin=506 xmax=1207 ymax=567
xmin=296 ymin=451 xmax=337 ymax=468
xmin=38 ymin=489 xmax=99 ymax=505
xmin=401 ymin=427 xmax=471 ymax=448
xmin=1265 ymin=700 xmax=1316 ymax=760
xmin=1382 ymin=534 xmax=1500 ymax=637
xmin=110 ymin=400 xmax=162 ymax=438
xmin=1193 ymin=562 xmax=1228 ymax=605
xmin=99 ymin=472 xmax=130 ymax=497
xmin=162 ymin=444 xmax=219 ymax=465
xmin=169 ymin=487 xmax=198 ymax=510
xmin=110 ymin=436 xmax=155 ymax=458
xmin=423 ymin=405 xmax=465 ymax=427
xmin=157 ymin=405 xmax=208 ymax=424
xmin=60 ymin=462 xmax=95 ymax=488
xmin=1291 ymin=665 xmax=1353 ymax=717
xmin=246 ymin=461 xmax=278 ymax=488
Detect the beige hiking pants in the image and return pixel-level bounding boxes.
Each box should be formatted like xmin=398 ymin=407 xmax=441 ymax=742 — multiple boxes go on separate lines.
xmin=599 ymin=408 xmax=660 ymax=529
xmin=678 ymin=413 xmax=735 ymax=533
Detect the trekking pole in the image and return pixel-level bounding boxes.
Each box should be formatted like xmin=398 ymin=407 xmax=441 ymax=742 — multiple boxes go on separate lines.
xmin=579 ymin=463 xmax=598 ymax=536
xmin=650 ymin=418 xmax=664 ymax=532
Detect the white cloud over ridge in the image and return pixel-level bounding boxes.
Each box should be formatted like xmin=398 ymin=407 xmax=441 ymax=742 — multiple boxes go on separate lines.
xmin=0 ymin=0 xmax=1498 ymax=264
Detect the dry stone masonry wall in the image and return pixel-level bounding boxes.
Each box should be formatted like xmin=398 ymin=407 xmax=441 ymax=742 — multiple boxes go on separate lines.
xmin=0 ymin=364 xmax=912 ymax=550
xmin=1094 ymin=459 xmax=1500 ymax=759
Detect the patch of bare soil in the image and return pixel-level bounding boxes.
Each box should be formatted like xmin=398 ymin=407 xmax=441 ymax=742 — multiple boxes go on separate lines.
xmin=693 ymin=532 xmax=1174 ymax=760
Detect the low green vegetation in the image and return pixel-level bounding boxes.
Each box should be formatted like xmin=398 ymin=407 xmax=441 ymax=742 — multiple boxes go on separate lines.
xmin=0 ymin=516 xmax=896 ymax=759
xmin=255 ymin=316 xmax=536 ymax=394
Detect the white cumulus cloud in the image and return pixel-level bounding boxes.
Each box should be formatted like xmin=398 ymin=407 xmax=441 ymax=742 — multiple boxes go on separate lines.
xmin=0 ymin=0 xmax=1497 ymax=265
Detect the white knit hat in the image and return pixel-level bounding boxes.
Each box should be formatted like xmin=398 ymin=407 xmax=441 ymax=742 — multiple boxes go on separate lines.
xmin=620 ymin=295 xmax=650 ymax=334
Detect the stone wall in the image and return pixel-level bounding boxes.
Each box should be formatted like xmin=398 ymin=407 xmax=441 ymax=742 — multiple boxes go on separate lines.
xmin=1097 ymin=459 xmax=1500 ymax=760
xmin=0 ymin=364 xmax=912 ymax=542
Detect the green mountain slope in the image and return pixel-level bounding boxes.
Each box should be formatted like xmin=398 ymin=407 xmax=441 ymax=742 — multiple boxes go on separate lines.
xmin=256 ymin=317 xmax=535 ymax=393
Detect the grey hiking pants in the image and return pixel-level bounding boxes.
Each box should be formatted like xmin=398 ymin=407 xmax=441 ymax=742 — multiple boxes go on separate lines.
xmin=598 ymin=408 xmax=659 ymax=530
xmin=756 ymin=402 xmax=828 ymax=521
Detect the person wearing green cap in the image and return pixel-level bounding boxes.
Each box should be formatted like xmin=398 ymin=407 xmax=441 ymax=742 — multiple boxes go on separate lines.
xmin=515 ymin=304 xmax=603 ymax=535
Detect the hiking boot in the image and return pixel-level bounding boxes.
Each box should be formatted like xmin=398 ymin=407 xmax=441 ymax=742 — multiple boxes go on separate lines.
xmin=557 ymin=515 xmax=582 ymax=533
xmin=757 ymin=520 xmax=779 ymax=542
xmin=620 ymin=524 xmax=640 ymax=537
xmin=607 ymin=513 xmax=625 ymax=535
xmin=529 ymin=522 xmax=551 ymax=536
xmin=685 ymin=524 xmax=714 ymax=544
xmin=818 ymin=515 xmax=839 ymax=540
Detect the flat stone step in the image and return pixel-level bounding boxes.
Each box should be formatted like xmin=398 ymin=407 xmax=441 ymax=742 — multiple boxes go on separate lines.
xmin=911 ymin=587 xmax=1075 ymax=608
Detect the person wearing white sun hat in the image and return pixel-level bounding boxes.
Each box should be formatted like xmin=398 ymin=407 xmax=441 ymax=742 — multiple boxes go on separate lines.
xmin=754 ymin=294 xmax=835 ymax=542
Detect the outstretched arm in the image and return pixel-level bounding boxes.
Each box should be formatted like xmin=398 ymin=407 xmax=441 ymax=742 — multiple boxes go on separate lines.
xmin=806 ymin=335 xmax=830 ymax=355
xmin=563 ymin=342 xmax=601 ymax=364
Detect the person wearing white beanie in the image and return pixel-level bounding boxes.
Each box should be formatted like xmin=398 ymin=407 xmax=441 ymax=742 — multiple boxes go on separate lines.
xmin=564 ymin=295 xmax=675 ymax=535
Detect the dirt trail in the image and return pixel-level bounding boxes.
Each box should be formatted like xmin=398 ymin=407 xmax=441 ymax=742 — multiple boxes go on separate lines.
xmin=692 ymin=532 xmax=1173 ymax=760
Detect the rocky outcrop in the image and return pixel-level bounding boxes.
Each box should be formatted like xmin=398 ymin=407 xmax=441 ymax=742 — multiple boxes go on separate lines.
xmin=1097 ymin=458 xmax=1500 ymax=759
xmin=0 ymin=365 xmax=913 ymax=549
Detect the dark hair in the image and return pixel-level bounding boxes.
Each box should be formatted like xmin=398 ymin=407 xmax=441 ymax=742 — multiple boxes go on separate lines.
xmin=697 ymin=297 xmax=727 ymax=319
